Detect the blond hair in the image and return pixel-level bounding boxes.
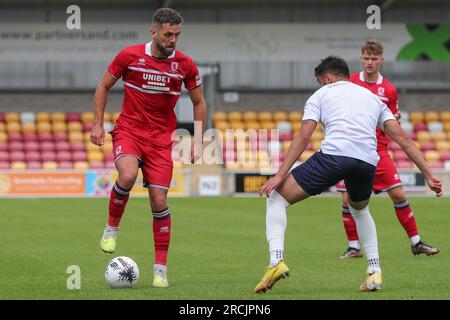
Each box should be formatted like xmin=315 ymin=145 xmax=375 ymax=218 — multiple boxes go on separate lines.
xmin=361 ymin=39 xmax=383 ymax=55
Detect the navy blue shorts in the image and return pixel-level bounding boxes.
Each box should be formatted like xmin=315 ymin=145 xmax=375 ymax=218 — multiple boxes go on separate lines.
xmin=291 ymin=151 xmax=376 ymax=202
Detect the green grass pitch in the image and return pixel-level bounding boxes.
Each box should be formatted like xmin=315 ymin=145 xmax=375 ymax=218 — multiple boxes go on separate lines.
xmin=0 ymin=196 xmax=448 ymax=300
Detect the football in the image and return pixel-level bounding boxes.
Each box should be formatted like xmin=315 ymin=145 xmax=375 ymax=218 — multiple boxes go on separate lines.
xmin=104 ymin=256 xmax=140 ymax=288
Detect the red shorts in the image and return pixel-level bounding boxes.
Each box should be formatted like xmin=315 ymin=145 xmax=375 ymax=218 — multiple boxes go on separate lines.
xmin=336 ymin=155 xmax=402 ymax=194
xmin=111 ymin=129 xmax=173 ymax=189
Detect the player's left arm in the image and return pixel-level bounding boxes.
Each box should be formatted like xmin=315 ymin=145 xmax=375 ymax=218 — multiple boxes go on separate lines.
xmin=188 ymin=85 xmax=207 ymax=163
xmin=390 ymin=85 xmax=401 ymax=121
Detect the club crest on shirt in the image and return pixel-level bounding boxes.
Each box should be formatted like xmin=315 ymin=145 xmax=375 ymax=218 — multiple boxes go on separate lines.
xmin=170 ymin=62 xmax=179 ymax=73
xmin=138 ymin=58 xmax=146 ymax=66
xmin=378 ymin=87 xmax=385 ymax=96
xmin=115 ymin=145 xmax=122 ymax=157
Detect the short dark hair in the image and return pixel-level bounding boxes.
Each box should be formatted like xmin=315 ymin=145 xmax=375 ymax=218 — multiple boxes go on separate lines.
xmin=152 ymin=8 xmax=183 ymax=26
xmin=314 ymin=56 xmax=350 ymax=78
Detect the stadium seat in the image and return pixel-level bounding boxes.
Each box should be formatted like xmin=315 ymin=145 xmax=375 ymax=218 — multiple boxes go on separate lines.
xmin=56 ymin=151 xmax=72 ymax=162
xmin=73 ymin=161 xmax=89 ymax=170
xmin=409 ymin=112 xmax=424 ymax=123
xmin=81 ymin=112 xmax=94 ymax=123
xmin=38 ymin=132 xmax=53 ymax=142
xmin=71 ymin=142 xmax=86 ymax=152
xmin=279 ymin=132 xmax=293 ymax=142
xmin=261 ymin=121 xmax=276 ymax=130
xmin=11 ymin=161 xmax=27 ymax=170
xmin=396 ymin=160 xmax=413 ymax=169
xmin=102 ymin=142 xmax=113 ymax=153
xmin=54 ymin=132 xmax=68 ymax=142
xmin=69 ymin=131 xmax=84 ymax=143
xmin=215 ymin=121 xmax=229 ymax=131
xmin=424 ymin=150 xmax=440 ymax=161
xmin=436 ymin=141 xmax=450 ymax=152
xmin=394 ymin=150 xmax=409 ymax=161
xmin=9 ymin=141 xmax=24 ymax=152
xmin=0 ymin=142 xmax=7 ymax=151
xmin=311 ymin=130 xmax=325 ymax=141
xmin=58 ymin=161 xmax=73 ymax=169
xmin=388 ymin=140 xmax=402 ymax=151
xmin=105 ymin=161 xmax=116 ymax=169
xmin=24 ymin=141 xmax=40 ymax=152
xmin=23 ymin=132 xmax=38 ymax=142
xmin=229 ymin=121 xmax=245 ymax=130
xmin=440 ymin=151 xmax=450 ymax=161
xmin=440 ymin=111 xmax=450 ymax=122
xmin=10 ymin=151 xmax=25 ymax=162
xmin=273 ymin=112 xmax=288 ymax=122
xmin=400 ymin=121 xmax=413 ymax=133
xmin=428 ymin=121 xmax=444 ymax=133
xmin=104 ymin=112 xmax=112 ymax=122
xmin=428 ymin=161 xmax=444 ymax=169
xmin=416 ymin=131 xmax=432 ymax=142
xmin=8 ymin=132 xmax=23 ymax=142
xmin=258 ymin=112 xmax=272 ymax=122
xmin=288 ymin=111 xmax=302 ymax=122
xmin=0 ymin=122 xmax=5 ymax=132
xmin=444 ymin=121 xmax=450 ymax=132
xmin=52 ymin=121 xmax=67 ymax=133
xmin=413 ymin=122 xmax=428 ymax=132
xmin=0 ymin=161 xmax=10 ymax=169
xmin=445 ymin=161 xmax=450 ymax=170
xmin=0 ymin=151 xmax=8 ymax=162
xmin=425 ymin=112 xmax=440 ymax=122
xmin=431 ymin=132 xmax=447 ymax=141
xmin=40 ymin=141 xmax=55 ymax=152
xmin=21 ymin=123 xmax=36 ymax=134
xmin=89 ymin=161 xmax=105 ymax=169
xmin=20 ymin=112 xmax=36 ymax=124
xmin=42 ymin=161 xmax=58 ymax=170
xmin=243 ymin=111 xmax=257 ymax=122
xmin=27 ymin=161 xmax=42 ymax=170
xmin=66 ymin=112 xmax=81 ymax=122
xmin=0 ymin=113 xmax=5 ymax=122
xmin=420 ymin=141 xmax=436 ymax=151
xmin=312 ymin=141 xmax=321 ymax=150
xmin=104 ymin=152 xmax=115 ymax=162
xmin=83 ymin=122 xmax=94 ymax=132
xmin=55 ymin=141 xmax=71 ymax=152
xmin=5 ymin=112 xmax=20 ymax=123
xmin=290 ymin=121 xmax=301 ymax=132
xmin=6 ymin=122 xmax=21 ymax=133
xmin=399 ymin=112 xmax=409 ymax=122
xmin=103 ymin=121 xmax=113 ymax=134
xmin=36 ymin=112 xmax=50 ymax=123
xmin=299 ymin=150 xmax=315 ymax=162
xmin=112 ymin=112 xmax=120 ymax=123
xmin=277 ymin=121 xmax=292 ymax=134
xmin=41 ymin=152 xmax=57 ymax=162
xmin=37 ymin=122 xmax=52 ymax=133
xmin=244 ymin=121 xmax=261 ymax=130
xmin=72 ymin=151 xmax=87 ymax=162
xmin=68 ymin=121 xmax=83 ymax=132
xmin=228 ymin=112 xmax=242 ymax=122
xmin=50 ymin=112 xmax=66 ymax=122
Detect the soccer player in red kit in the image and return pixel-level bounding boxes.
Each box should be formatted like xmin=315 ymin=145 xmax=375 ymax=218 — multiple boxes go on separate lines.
xmin=337 ymin=40 xmax=439 ymax=259
xmin=90 ymin=8 xmax=207 ymax=287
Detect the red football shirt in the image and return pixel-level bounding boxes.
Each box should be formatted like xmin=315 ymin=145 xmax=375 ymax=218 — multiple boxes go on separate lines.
xmin=349 ymin=71 xmax=398 ymax=156
xmin=108 ymin=42 xmax=202 ymax=146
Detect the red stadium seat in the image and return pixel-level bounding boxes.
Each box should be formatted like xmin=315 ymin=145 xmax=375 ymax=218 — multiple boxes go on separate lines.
xmin=58 ymin=161 xmax=73 ymax=169
xmin=388 ymin=140 xmax=402 ymax=151
xmin=8 ymin=141 xmax=24 ymax=152
xmin=428 ymin=161 xmax=444 ymax=169
xmin=83 ymin=122 xmax=94 ymax=132
xmin=55 ymin=141 xmax=71 ymax=152
xmin=38 ymin=132 xmax=53 ymax=142
xmin=41 ymin=152 xmax=56 ymax=162
xmin=8 ymin=132 xmax=22 ymax=142
xmin=393 ymin=150 xmax=409 ymax=161
xmin=420 ymin=141 xmax=436 ymax=151
xmin=89 ymin=161 xmax=105 ymax=169
xmin=56 ymin=151 xmax=72 ymax=162
xmin=25 ymin=151 xmax=41 ymax=162
xmin=71 ymin=142 xmax=86 ymax=151
xmin=54 ymin=132 xmax=68 ymax=142
xmin=279 ymin=132 xmax=293 ymax=142
xmin=0 ymin=161 xmax=9 ymax=169
xmin=27 ymin=161 xmax=42 ymax=170
xmin=66 ymin=112 xmax=81 ymax=122
xmin=0 ymin=151 xmax=9 ymax=162
xmin=24 ymin=141 xmax=40 ymax=152
xmin=0 ymin=113 xmax=5 ymax=122
xmin=0 ymin=142 xmax=7 ymax=151
xmin=103 ymin=152 xmax=114 ymax=162
xmin=396 ymin=160 xmax=413 ymax=169
xmin=40 ymin=141 xmax=55 ymax=152
xmin=413 ymin=122 xmax=428 ymax=132
xmin=105 ymin=161 xmax=116 ymax=169
xmin=23 ymin=132 xmax=38 ymax=141
xmin=73 ymin=151 xmax=87 ymax=162
xmin=440 ymin=151 xmax=450 ymax=161
xmin=10 ymin=151 xmax=25 ymax=162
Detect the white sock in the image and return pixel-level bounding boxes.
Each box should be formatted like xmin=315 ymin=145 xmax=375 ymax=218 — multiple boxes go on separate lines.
xmin=103 ymin=225 xmax=119 ymax=238
xmin=410 ymin=235 xmax=421 ymax=246
xmin=266 ymin=190 xmax=289 ymax=266
xmin=348 ymin=205 xmax=381 ymax=273
xmin=154 ymin=264 xmax=167 ymax=276
xmin=349 ymin=240 xmax=360 ymax=250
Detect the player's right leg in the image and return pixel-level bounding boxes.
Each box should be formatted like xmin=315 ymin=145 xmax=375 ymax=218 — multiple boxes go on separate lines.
xmin=100 ymin=155 xmax=139 ymax=253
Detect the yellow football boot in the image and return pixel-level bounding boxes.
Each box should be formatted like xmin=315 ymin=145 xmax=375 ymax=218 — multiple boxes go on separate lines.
xmin=255 ymin=261 xmax=290 ymax=293
xmin=359 ymin=272 xmax=382 ymax=292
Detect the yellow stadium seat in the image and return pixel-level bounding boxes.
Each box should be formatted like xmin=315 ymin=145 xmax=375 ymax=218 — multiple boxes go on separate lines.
xmin=230 ymin=121 xmax=246 ymax=130
xmin=444 ymin=121 xmax=450 ymax=132
xmin=81 ymin=112 xmax=95 ymax=123
xmin=52 ymin=121 xmax=67 ymax=133
xmin=103 ymin=142 xmax=113 ymax=152
xmin=88 ymin=151 xmax=104 ymax=162
xmin=288 ymin=112 xmax=302 ymax=122
xmin=6 ymin=122 xmax=21 ymax=133
xmin=68 ymin=121 xmax=83 ymax=132
xmin=282 ymin=141 xmax=291 ymax=153
xmin=0 ymin=132 xmax=6 ymax=142
xmin=0 ymin=123 xmax=5 ymax=132
xmin=215 ymin=121 xmax=230 ymax=131
xmin=425 ymin=112 xmax=440 ymax=122
xmin=414 ymin=141 xmax=421 ymax=149
xmin=86 ymin=143 xmax=103 ymax=152
xmin=69 ymin=131 xmax=84 ymax=143
xmin=112 ymin=112 xmax=121 ymax=123
xmin=273 ymin=112 xmax=288 ymax=122
xmin=37 ymin=122 xmax=51 ymax=133
xmin=300 ymin=151 xmax=315 ymax=162
xmin=6 ymin=112 xmax=20 ymax=123
xmin=311 ymin=130 xmax=325 ymax=141
xmin=425 ymin=151 xmax=440 ymax=162
xmin=11 ymin=161 xmax=27 ymax=170
xmin=416 ymin=131 xmax=432 ymax=142
xmin=241 ymin=163 xmax=257 ymax=170
xmin=436 ymin=141 xmax=450 ymax=152
xmin=21 ymin=123 xmax=36 ymax=134
xmin=42 ymin=161 xmax=59 ymax=170
xmin=103 ymin=112 xmax=112 ymax=122
xmin=245 ymin=121 xmax=261 ymax=130
xmin=409 ymin=112 xmax=424 ymax=123
xmin=50 ymin=112 xmax=66 ymax=122
xmin=84 ymin=132 xmax=92 ymax=142
xmin=312 ymin=141 xmax=322 ymax=150
xmin=104 ymin=134 xmax=113 ymax=143
xmin=440 ymin=111 xmax=450 ymax=122
xmin=36 ymin=112 xmax=50 ymax=123
xmin=74 ymin=161 xmax=89 ymax=170
xmin=291 ymin=122 xmax=301 ymax=132
xmin=261 ymin=121 xmax=276 ymax=130
xmin=213 ymin=112 xmax=227 ymax=123
xmin=225 ymin=163 xmax=241 ymax=170
xmin=431 ymin=132 xmax=447 ymax=141
xmin=258 ymin=112 xmax=272 ymax=122
xmin=228 ymin=112 xmax=242 ymax=122
xmin=243 ymin=111 xmax=257 ymax=122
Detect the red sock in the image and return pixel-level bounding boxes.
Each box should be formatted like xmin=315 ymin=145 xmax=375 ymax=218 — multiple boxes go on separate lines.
xmin=342 ymin=206 xmax=359 ymax=241
xmin=153 ymin=208 xmax=171 ymax=266
xmin=394 ymin=200 xmax=419 ymax=238
xmin=107 ymin=182 xmax=130 ymax=228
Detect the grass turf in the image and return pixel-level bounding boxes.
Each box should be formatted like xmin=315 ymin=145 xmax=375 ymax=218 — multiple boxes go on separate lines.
xmin=0 ymin=196 xmax=448 ymax=300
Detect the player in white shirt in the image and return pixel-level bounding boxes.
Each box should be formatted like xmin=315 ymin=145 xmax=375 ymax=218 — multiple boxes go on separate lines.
xmin=254 ymin=56 xmax=443 ymax=294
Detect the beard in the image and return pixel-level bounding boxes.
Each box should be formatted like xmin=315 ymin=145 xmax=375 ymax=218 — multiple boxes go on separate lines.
xmin=155 ymin=39 xmax=174 ymax=57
